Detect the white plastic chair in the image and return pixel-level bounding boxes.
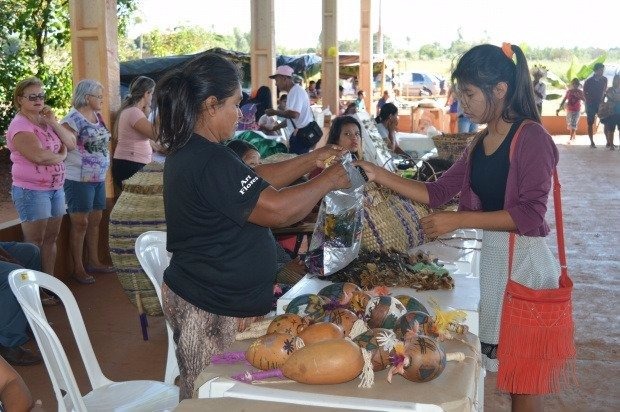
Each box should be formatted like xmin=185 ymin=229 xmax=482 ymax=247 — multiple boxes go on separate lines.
xmin=135 ymin=230 xmax=179 ymax=385
xmin=8 ymin=269 xmax=179 ymax=412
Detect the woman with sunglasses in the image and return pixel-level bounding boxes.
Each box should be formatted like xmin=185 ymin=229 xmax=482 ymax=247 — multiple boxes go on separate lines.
xmin=6 ymin=77 xmax=76 ymax=299
xmin=60 ymin=79 xmax=114 ymax=284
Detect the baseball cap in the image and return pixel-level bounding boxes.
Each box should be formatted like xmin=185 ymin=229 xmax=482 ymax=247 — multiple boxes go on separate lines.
xmin=269 ymin=65 xmax=294 ymax=78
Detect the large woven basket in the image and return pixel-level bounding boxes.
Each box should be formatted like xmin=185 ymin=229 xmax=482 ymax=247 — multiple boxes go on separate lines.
xmin=361 ymin=182 xmax=430 ymax=253
xmin=431 ymin=133 xmax=476 ymax=162
xmin=110 ymin=163 xmax=166 ymax=316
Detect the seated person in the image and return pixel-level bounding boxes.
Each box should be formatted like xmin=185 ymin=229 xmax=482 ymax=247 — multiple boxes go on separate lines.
xmin=0 ymin=242 xmax=43 ymax=366
xmin=309 ymin=115 xmax=362 ymax=180
xmin=0 ymin=355 xmax=33 ymax=411
xmin=375 ymin=102 xmax=399 ymax=151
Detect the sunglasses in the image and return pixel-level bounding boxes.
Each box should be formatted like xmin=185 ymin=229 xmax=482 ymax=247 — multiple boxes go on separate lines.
xmin=23 ymin=93 xmax=46 ymax=102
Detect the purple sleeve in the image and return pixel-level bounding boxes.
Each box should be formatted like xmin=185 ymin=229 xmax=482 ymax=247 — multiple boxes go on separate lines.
xmin=425 ymin=151 xmax=468 ymax=208
xmin=506 ymin=123 xmax=558 ymax=235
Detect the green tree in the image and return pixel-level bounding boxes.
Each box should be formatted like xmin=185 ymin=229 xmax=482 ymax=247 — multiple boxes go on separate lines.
xmin=0 ymin=0 xmax=138 ymax=137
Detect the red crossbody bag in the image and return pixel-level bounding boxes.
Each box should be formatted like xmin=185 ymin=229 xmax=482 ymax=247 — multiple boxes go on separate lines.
xmin=497 ymin=122 xmax=575 ymax=394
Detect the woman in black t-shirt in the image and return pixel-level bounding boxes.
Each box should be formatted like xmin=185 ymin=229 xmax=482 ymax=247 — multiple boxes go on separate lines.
xmin=155 ymin=52 xmax=350 ymax=401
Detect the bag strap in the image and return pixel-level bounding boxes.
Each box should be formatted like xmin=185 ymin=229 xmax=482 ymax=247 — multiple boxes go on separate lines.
xmin=507 ymin=121 xmax=568 ymax=283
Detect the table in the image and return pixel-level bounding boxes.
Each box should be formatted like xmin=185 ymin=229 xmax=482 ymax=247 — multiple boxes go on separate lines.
xmin=277 ymin=229 xmax=482 ymax=335
xmin=195 ymin=332 xmax=482 ymax=412
xmin=395 ymin=132 xmax=436 ymax=159
xmin=176 ymin=398 xmax=361 ymax=411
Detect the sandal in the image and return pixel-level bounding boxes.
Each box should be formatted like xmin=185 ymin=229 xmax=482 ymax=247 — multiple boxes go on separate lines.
xmin=85 ymin=264 xmax=116 ymax=274
xmin=40 ymin=291 xmax=60 ymax=306
xmin=72 ymin=273 xmax=95 ymax=285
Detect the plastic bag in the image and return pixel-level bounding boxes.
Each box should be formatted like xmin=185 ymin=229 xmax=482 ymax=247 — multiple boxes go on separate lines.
xmin=305 ymin=153 xmax=367 ymax=276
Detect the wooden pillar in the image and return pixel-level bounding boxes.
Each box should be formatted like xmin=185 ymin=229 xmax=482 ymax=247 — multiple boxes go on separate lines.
xmin=251 ymin=0 xmax=276 ymax=103
xmin=321 ymin=0 xmax=339 ymax=116
xmin=69 ymin=0 xmax=120 ymax=200
xmin=359 ymin=0 xmax=373 ymax=113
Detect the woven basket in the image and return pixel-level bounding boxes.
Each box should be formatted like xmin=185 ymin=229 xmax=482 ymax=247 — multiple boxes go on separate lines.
xmin=431 ymin=133 xmax=476 ymax=162
xmin=110 ymin=163 xmax=166 ymax=316
xmin=361 ymin=182 xmax=430 ymax=253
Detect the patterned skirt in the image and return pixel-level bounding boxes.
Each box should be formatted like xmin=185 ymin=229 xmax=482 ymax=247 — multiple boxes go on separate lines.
xmin=478 ymin=231 xmax=560 ymax=373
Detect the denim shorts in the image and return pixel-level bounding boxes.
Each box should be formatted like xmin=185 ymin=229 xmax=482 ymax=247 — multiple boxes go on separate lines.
xmin=11 ymin=186 xmax=66 ymax=222
xmin=64 ymin=180 xmax=106 ymax=214
xmin=566 ymin=111 xmax=580 ymax=130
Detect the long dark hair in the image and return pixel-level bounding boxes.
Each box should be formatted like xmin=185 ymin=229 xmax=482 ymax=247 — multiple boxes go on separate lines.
xmin=327 ymin=115 xmax=362 ymax=146
xmin=251 ymin=85 xmax=273 ymax=121
xmin=156 ymin=52 xmax=241 ymax=154
xmin=113 ymin=76 xmax=155 ymax=140
xmin=375 ymin=102 xmax=398 ymax=124
xmin=452 ymin=43 xmax=539 ymax=125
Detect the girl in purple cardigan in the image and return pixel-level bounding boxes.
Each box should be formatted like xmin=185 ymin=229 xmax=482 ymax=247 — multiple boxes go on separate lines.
xmin=357 ymin=43 xmax=563 ymax=411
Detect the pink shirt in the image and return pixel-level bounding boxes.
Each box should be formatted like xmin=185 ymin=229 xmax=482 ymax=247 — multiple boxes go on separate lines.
xmin=113 ymin=106 xmax=153 ymax=164
xmin=6 ymin=113 xmax=66 ymax=190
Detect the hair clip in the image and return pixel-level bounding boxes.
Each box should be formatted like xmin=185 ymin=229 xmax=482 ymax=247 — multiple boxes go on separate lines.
xmin=501 ymin=42 xmax=514 ymax=60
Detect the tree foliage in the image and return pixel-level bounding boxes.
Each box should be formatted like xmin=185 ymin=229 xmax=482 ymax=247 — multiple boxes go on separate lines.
xmin=0 ymin=0 xmax=137 ymax=139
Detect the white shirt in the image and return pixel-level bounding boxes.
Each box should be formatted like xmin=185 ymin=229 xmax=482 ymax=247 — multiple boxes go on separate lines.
xmin=534 ymin=81 xmax=546 ymax=105
xmin=285 ymin=84 xmax=314 ymax=135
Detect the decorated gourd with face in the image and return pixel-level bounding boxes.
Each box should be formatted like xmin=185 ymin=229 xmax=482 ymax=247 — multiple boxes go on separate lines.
xmin=266 ymin=313 xmax=310 ymax=336
xmin=395 ymin=295 xmax=429 ymax=315
xmin=285 ymin=293 xmax=327 ymax=321
xmin=399 ymin=335 xmax=446 ymax=382
xmin=348 ymin=290 xmax=372 ymax=316
xmin=245 ymin=332 xmax=304 ymax=370
xmin=364 ymin=296 xmax=407 ymax=329
xmin=326 ymin=308 xmax=359 ymax=336
xmin=318 ymin=282 xmax=361 ymax=306
xmin=352 ymin=328 xmax=396 ymax=371
xmin=393 ymin=310 xmax=438 ymax=340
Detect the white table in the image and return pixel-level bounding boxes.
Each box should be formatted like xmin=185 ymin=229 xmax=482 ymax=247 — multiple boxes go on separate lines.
xmin=396 ymin=132 xmax=436 ymax=159
xmin=277 ymin=229 xmax=482 ymax=335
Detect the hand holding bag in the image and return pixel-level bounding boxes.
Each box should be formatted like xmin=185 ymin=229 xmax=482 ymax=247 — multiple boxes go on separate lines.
xmin=291 ymin=119 xmax=323 ymax=148
xmin=497 ymin=124 xmax=575 ymax=394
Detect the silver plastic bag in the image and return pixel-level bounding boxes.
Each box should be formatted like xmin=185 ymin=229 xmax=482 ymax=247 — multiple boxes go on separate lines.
xmin=305 ymin=153 xmax=367 ymax=276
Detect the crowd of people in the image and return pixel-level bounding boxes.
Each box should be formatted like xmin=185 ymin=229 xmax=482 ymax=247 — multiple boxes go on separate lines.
xmin=1 ymin=42 xmax=595 ymax=411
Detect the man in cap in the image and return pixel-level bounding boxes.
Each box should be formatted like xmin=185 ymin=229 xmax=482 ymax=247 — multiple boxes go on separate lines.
xmin=265 ymin=65 xmax=316 ymax=154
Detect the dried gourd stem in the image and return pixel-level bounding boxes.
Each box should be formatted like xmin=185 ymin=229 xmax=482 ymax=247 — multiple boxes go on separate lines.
xmin=358 ymin=348 xmax=375 ymax=388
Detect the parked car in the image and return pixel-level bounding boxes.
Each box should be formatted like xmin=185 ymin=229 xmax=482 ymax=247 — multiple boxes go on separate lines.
xmin=400 ymin=71 xmax=442 ymax=96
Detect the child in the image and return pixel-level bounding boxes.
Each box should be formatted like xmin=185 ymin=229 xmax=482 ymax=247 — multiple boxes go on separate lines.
xmin=356 ymin=43 xmax=569 ymax=411
xmin=557 ymin=78 xmax=585 ymax=143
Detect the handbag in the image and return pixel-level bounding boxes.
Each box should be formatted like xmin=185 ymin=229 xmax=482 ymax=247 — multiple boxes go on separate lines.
xmin=597 ymin=99 xmax=613 ymax=120
xmin=497 ymin=122 xmax=575 ymax=394
xmin=291 ymin=119 xmax=323 ymax=147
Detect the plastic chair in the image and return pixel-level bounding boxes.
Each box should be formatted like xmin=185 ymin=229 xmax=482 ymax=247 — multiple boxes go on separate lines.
xmin=8 ymin=269 xmax=179 ymax=412
xmin=135 ymin=230 xmax=179 ymax=385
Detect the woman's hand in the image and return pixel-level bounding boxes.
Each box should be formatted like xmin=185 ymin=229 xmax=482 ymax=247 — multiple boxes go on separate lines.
xmin=386 ymin=115 xmax=398 ymax=132
xmin=353 ymin=160 xmax=379 ymax=182
xmin=421 ymin=211 xmax=461 ymax=239
xmin=313 ymin=144 xmax=347 ymax=169
xmin=264 ymin=108 xmax=277 ymax=116
xmin=39 ymin=106 xmax=58 ymax=126
xmin=237 ymin=316 xmax=263 ymax=333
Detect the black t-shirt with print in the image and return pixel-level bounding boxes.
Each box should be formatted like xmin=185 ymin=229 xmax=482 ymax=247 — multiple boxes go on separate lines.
xmin=163 ymin=134 xmax=276 ymax=317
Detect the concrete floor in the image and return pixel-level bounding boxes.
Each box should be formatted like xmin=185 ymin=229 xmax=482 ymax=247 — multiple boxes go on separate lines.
xmin=11 ymin=132 xmax=620 ymax=411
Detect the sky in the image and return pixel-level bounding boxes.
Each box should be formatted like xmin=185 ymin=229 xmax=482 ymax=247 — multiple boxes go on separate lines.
xmin=129 ymin=0 xmax=618 ymax=51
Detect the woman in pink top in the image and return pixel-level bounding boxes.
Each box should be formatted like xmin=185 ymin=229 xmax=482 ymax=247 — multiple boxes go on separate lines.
xmin=6 ymin=77 xmax=76 ymax=290
xmin=112 ymin=76 xmax=157 ymax=188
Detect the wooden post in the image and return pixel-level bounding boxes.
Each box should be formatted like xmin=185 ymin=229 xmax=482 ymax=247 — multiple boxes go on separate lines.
xmin=360 ymin=0 xmax=373 ymax=113
xmin=251 ymin=0 xmax=276 ymax=104
xmin=321 ymin=0 xmax=339 ymax=117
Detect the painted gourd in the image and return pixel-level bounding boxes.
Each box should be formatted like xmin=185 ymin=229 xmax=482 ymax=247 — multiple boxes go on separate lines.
xmin=297 ymin=322 xmax=344 ymax=345
xmin=348 ymin=290 xmax=371 ymax=316
xmin=245 ymin=332 xmax=303 ymax=370
xmin=318 ymin=282 xmax=361 ymax=305
xmin=393 ymin=310 xmax=438 ymax=340
xmin=352 ymin=328 xmax=395 ymax=371
xmin=394 ymin=294 xmax=429 ymax=315
xmin=266 ymin=313 xmax=309 ymax=336
xmin=281 ymin=338 xmax=364 ymax=384
xmin=326 ymin=308 xmax=359 ymax=336
xmin=284 ymin=293 xmax=327 ymax=321
xmin=364 ymin=296 xmax=407 ymax=329
xmin=400 ymin=335 xmax=446 ymax=382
